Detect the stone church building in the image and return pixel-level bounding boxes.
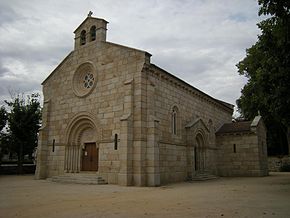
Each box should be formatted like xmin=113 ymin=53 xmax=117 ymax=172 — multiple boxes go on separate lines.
xmin=35 ymin=15 xmax=268 ymax=186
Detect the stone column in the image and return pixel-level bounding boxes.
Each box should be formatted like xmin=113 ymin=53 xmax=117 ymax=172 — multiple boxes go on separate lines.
xmin=64 ymin=145 xmax=69 ymax=172
xmin=118 ymin=79 xmax=134 ymax=186
xmin=76 ymin=146 xmax=81 ymax=173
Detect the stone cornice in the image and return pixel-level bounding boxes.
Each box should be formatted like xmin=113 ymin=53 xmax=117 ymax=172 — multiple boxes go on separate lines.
xmin=216 ymin=132 xmax=255 ymax=137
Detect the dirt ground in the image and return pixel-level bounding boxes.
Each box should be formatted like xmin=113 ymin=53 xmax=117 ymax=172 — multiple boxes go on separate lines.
xmin=0 ymin=173 xmax=290 ymax=218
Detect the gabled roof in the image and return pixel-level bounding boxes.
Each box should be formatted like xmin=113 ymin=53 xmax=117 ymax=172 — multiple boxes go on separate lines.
xmin=41 ymin=40 xmax=151 ymax=85
xmin=216 ymin=115 xmax=265 ymax=135
xmin=73 ymin=17 xmax=108 ymax=33
xmin=105 ymin=41 xmax=152 ymax=57
xmin=216 ymin=121 xmax=252 ymax=134
xmin=185 ymin=118 xmax=210 ymax=132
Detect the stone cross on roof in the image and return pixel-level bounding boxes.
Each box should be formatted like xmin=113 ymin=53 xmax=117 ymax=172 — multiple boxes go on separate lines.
xmin=88 ymin=11 xmax=93 ymax=17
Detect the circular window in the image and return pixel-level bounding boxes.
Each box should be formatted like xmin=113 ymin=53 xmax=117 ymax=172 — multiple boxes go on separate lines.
xmin=83 ymin=73 xmax=95 ymax=89
xmin=72 ymin=62 xmax=97 ymax=97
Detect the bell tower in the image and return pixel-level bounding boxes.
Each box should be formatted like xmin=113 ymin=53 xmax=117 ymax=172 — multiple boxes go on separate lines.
xmin=73 ymin=11 xmax=108 ymax=50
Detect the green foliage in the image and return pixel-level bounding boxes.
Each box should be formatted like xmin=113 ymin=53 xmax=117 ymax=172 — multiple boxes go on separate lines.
xmin=237 ymin=0 xmax=290 ymax=155
xmin=0 ymin=106 xmax=8 ymax=162
xmin=258 ymin=0 xmax=290 ymax=18
xmin=0 ymin=106 xmax=7 ymax=131
xmin=280 ymin=162 xmax=290 ymax=172
xmin=4 ymin=93 xmax=41 ymax=173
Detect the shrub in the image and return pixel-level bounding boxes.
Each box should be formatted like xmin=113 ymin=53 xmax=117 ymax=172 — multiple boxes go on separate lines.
xmin=280 ymin=163 xmax=290 ymax=172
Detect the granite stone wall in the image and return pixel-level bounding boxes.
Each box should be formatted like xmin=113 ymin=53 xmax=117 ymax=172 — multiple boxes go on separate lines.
xmin=216 ymin=117 xmax=268 ymax=177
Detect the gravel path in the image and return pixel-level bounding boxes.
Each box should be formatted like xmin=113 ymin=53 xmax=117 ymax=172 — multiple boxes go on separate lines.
xmin=1 ymin=173 xmax=290 ymax=218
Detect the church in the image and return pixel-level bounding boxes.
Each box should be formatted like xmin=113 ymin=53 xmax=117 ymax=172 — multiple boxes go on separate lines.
xmin=35 ymin=14 xmax=268 ymax=186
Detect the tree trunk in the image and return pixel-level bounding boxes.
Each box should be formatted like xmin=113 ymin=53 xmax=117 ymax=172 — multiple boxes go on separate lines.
xmin=287 ymin=126 xmax=290 ymax=156
xmin=17 ymin=144 xmax=24 ymax=174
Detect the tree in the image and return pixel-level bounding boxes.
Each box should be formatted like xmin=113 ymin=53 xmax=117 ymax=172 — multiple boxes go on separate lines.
xmin=0 ymin=106 xmax=8 ymax=162
xmin=5 ymin=93 xmax=41 ymax=173
xmin=237 ymin=0 xmax=290 ymax=155
xmin=0 ymin=106 xmax=7 ymax=131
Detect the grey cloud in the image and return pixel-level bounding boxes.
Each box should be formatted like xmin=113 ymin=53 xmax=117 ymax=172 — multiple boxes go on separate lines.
xmin=0 ymin=74 xmax=41 ymax=104
xmin=0 ymin=3 xmax=20 ymax=27
xmin=0 ymin=64 xmax=11 ymax=77
xmin=0 ymin=0 xmax=260 ymax=108
xmin=0 ymin=74 xmax=40 ymax=92
xmin=0 ymin=44 xmax=70 ymax=66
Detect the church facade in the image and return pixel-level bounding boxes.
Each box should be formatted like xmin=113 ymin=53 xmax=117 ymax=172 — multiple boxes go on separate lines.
xmin=35 ymin=15 xmax=268 ymax=186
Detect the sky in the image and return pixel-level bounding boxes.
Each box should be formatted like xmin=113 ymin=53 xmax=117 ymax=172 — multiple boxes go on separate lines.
xmin=0 ymin=0 xmax=263 ymax=115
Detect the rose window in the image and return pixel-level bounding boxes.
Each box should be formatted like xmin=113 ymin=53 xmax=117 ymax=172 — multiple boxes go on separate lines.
xmin=72 ymin=62 xmax=97 ymax=97
xmin=83 ymin=73 xmax=94 ymax=89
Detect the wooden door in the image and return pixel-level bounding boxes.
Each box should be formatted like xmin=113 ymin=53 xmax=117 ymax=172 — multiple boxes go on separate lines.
xmin=82 ymin=143 xmax=98 ymax=171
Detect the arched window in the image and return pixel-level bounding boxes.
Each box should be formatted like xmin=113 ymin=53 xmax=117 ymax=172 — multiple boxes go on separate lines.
xmin=90 ymin=26 xmax=96 ymax=41
xmin=80 ymin=30 xmax=86 ymax=45
xmin=171 ymin=106 xmax=178 ymax=135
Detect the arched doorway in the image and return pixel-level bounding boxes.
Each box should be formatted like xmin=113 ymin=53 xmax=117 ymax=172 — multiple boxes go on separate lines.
xmin=65 ymin=113 xmax=99 ymax=173
xmin=194 ymin=133 xmax=206 ymax=172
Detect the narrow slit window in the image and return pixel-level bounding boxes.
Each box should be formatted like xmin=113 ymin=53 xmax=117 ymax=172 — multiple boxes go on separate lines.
xmin=52 ymin=139 xmax=55 ymax=152
xmin=233 ymin=144 xmax=236 ymax=153
xmin=114 ymin=134 xmax=118 ymax=150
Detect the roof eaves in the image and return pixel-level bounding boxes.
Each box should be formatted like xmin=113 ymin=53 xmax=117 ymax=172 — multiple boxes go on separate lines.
xmin=150 ymin=64 xmax=234 ymax=111
xmin=105 ymin=41 xmax=152 ymax=56
xmin=42 ymin=51 xmax=73 ymax=85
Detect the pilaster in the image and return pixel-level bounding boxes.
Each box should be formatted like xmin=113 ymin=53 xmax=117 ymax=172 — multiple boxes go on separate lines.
xmin=118 ymin=79 xmax=134 ymax=186
xmin=35 ymin=99 xmax=50 ymax=179
xmin=146 ymin=77 xmax=160 ymax=186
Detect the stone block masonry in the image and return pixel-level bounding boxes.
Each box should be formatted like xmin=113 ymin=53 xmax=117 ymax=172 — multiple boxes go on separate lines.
xmin=35 ymin=15 xmax=268 ymax=186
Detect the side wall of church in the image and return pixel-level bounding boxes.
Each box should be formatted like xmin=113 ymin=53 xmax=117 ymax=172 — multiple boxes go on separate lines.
xmin=38 ymin=41 xmax=147 ymax=182
xmin=145 ymin=67 xmax=233 ymax=184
